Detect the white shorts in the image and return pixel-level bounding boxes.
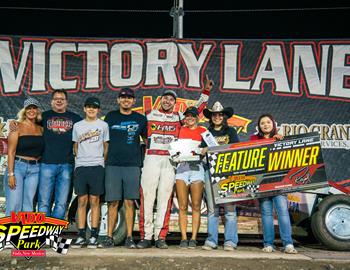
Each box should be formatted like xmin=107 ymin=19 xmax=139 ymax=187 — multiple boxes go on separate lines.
xmin=175 ymin=162 xmax=205 ymax=185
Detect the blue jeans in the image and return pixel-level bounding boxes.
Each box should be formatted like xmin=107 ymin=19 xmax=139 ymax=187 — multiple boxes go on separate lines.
xmin=204 ymin=170 xmax=238 ymax=247
xmin=260 ymin=194 xmax=293 ymax=248
xmin=38 ymin=163 xmax=73 ymax=219
xmin=4 ymin=160 xmax=40 ymax=216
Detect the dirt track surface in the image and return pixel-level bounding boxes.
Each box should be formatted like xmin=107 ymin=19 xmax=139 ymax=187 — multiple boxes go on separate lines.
xmin=1 ymin=244 xmax=350 ymax=270
xmin=0 ymin=257 xmax=349 ymax=270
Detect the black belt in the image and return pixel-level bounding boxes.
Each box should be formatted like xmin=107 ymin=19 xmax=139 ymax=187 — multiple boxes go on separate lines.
xmin=15 ymin=157 xmax=40 ymax=165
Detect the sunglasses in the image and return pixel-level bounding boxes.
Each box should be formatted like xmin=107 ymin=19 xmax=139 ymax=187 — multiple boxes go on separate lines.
xmin=25 ymin=105 xmax=38 ymax=110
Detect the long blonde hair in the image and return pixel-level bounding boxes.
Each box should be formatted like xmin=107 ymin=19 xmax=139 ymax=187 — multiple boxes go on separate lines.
xmin=17 ymin=107 xmax=42 ymax=123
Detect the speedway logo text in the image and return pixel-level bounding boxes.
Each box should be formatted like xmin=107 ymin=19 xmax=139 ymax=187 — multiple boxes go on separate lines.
xmin=0 ymin=212 xmax=71 ymax=260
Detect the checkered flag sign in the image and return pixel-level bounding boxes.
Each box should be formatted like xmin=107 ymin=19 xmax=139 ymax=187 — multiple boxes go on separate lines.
xmin=46 ymin=235 xmax=72 ymax=254
xmin=211 ymin=176 xmax=226 ymax=184
xmin=207 ymin=153 xmax=220 ymax=176
xmin=246 ymin=184 xmax=260 ymax=193
xmin=218 ymin=190 xmax=228 ymax=198
xmin=0 ymin=240 xmax=14 ymax=251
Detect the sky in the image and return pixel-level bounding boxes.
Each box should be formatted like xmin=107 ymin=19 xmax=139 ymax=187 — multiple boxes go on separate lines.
xmin=0 ymin=0 xmax=348 ymax=39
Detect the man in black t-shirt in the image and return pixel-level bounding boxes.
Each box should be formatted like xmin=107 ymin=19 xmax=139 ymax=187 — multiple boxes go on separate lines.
xmin=99 ymin=88 xmax=147 ymax=249
xmin=37 ymin=90 xmax=81 ymax=220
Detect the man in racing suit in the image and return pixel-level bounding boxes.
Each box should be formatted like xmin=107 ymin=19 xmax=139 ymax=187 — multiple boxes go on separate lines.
xmin=137 ymin=77 xmax=213 ymax=249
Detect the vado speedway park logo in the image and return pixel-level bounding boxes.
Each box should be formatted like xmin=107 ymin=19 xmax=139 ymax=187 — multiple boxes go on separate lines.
xmin=280 ymin=123 xmax=350 ymax=150
xmin=0 ymin=212 xmax=72 ymax=260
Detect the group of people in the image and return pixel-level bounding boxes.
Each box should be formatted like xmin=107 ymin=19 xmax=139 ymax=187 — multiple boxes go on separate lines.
xmin=6 ymin=90 xmax=81 ymax=221
xmin=4 ymin=79 xmax=298 ymax=254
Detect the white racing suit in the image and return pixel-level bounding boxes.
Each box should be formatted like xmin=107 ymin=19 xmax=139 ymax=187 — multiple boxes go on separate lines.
xmin=139 ymin=89 xmax=210 ymax=241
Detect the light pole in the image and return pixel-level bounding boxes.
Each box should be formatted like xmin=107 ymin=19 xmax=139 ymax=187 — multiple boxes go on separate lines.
xmin=170 ymin=0 xmax=184 ymax=38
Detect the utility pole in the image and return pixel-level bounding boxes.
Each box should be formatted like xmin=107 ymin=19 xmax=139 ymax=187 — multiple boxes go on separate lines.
xmin=170 ymin=0 xmax=184 ymax=38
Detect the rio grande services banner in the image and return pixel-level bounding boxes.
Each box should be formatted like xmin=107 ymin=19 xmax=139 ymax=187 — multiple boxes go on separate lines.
xmin=0 ymin=36 xmax=349 ymax=184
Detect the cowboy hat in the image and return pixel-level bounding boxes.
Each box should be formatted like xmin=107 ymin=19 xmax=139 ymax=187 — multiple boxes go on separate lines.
xmin=203 ymin=101 xmax=234 ymax=119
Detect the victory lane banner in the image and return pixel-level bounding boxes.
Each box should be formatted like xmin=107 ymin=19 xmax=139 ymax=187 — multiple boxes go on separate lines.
xmin=207 ymin=132 xmax=328 ymax=204
xmin=0 ymin=36 xmax=350 ymax=183
xmin=0 ymin=212 xmax=72 ymax=260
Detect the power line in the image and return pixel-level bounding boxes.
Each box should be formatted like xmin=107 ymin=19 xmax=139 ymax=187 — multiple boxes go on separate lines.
xmin=186 ymin=6 xmax=350 ymax=13
xmin=0 ymin=7 xmax=170 ymax=13
xmin=0 ymin=6 xmax=349 ymax=13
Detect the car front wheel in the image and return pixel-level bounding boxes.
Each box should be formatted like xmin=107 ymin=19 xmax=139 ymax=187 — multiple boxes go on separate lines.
xmin=311 ymin=194 xmax=350 ymax=251
xmin=86 ymin=203 xmax=127 ymax=245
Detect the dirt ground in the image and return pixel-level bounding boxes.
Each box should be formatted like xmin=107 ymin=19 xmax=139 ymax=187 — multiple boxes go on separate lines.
xmin=0 ymin=255 xmax=350 ymax=270
xmin=1 ymin=241 xmax=350 ymax=270
xmin=0 ymin=234 xmax=349 ymax=270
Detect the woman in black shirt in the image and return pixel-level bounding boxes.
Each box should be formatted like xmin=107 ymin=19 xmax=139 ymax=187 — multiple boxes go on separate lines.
xmin=5 ymin=98 xmax=44 ymax=216
xmin=201 ymin=101 xmax=239 ymax=251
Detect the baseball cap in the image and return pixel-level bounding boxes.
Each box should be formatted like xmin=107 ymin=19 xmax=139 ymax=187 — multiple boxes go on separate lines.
xmin=161 ymin=89 xmax=177 ymax=100
xmin=118 ymin=88 xmax=135 ymax=98
xmin=84 ymin=97 xmax=101 ymax=108
xmin=184 ymin=106 xmax=199 ymax=117
xmin=23 ymin=97 xmax=40 ymax=109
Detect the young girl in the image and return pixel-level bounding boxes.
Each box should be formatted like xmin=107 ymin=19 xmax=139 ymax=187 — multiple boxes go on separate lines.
xmin=175 ymin=106 xmax=206 ymax=249
xmin=201 ymin=101 xmax=239 ymax=251
xmin=250 ymin=114 xmax=298 ymax=254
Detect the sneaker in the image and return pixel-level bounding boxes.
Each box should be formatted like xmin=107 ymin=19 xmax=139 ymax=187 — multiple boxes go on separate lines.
xmin=202 ymin=242 xmax=217 ymax=251
xmin=179 ymin=239 xmax=188 ymax=249
xmin=71 ymin=236 xmax=86 ymax=248
xmin=155 ymin=239 xmax=168 ymax=249
xmin=137 ymin=239 xmax=152 ymax=249
xmin=87 ymin=237 xmax=98 ymax=249
xmin=125 ymin=237 xmax=137 ymax=249
xmin=262 ymin=245 xmax=275 ymax=253
xmin=223 ymin=244 xmax=236 ymax=251
xmin=284 ymin=244 xmax=298 ymax=254
xmin=98 ymin=237 xmax=114 ymax=248
xmin=188 ymin=239 xmax=197 ymax=249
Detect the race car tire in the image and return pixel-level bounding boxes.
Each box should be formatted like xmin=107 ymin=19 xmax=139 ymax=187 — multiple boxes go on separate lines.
xmin=111 ymin=205 xmax=127 ymax=245
xmin=79 ymin=203 xmax=126 ymax=245
xmin=311 ymin=194 xmax=350 ymax=251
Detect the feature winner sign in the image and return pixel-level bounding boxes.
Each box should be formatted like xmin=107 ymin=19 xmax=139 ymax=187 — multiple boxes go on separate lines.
xmin=207 ymin=132 xmax=328 ymax=204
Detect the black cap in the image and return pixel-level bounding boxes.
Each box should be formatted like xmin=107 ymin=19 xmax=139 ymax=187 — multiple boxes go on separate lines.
xmin=161 ymin=89 xmax=177 ymax=100
xmin=118 ymin=88 xmax=135 ymax=98
xmin=184 ymin=106 xmax=199 ymax=117
xmin=84 ymin=97 xmax=101 ymax=108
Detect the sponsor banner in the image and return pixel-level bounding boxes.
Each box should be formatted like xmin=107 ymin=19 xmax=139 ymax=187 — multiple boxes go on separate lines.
xmin=207 ymin=132 xmax=328 ymax=204
xmin=280 ymin=123 xmax=350 ymax=150
xmin=0 ymin=36 xmax=349 ymax=183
